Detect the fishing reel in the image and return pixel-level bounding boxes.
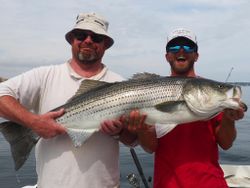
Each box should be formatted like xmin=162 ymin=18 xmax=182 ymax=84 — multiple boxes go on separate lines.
xmin=126 ymin=173 xmax=140 ymax=188
xmin=126 ymin=173 xmax=152 ymax=188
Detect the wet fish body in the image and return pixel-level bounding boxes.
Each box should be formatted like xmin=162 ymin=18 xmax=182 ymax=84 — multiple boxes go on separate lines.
xmin=0 ymin=73 xmax=246 ymax=170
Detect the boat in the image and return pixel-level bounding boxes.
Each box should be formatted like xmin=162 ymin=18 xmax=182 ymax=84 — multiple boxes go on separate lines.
xmin=128 ymin=147 xmax=250 ymax=188
xmin=23 ymin=154 xmax=250 ymax=188
xmin=221 ymin=164 xmax=250 ymax=188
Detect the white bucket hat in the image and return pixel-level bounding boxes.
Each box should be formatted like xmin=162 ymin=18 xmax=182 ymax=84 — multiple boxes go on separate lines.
xmin=65 ymin=13 xmax=114 ymax=48
xmin=166 ymin=28 xmax=198 ymax=49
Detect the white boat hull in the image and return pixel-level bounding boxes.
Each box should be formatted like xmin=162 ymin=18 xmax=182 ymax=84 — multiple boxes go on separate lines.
xmin=221 ymin=165 xmax=250 ymax=188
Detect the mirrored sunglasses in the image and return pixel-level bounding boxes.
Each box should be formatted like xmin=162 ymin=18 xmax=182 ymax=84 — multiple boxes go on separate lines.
xmin=167 ymin=45 xmax=196 ymax=53
xmin=73 ymin=31 xmax=105 ymax=43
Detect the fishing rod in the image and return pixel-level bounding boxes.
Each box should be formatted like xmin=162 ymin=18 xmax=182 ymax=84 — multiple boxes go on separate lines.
xmin=225 ymin=67 xmax=234 ymax=82
xmin=129 ymin=148 xmax=150 ymax=188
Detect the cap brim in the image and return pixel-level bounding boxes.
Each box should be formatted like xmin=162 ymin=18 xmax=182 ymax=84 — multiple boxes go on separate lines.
xmin=166 ymin=37 xmax=197 ymax=48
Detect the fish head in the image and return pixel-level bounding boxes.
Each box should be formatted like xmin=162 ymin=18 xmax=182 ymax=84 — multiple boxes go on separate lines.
xmin=183 ymin=78 xmax=243 ymax=117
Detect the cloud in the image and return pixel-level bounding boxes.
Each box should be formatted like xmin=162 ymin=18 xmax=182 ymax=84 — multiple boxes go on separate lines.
xmin=0 ymin=0 xmax=249 ymax=81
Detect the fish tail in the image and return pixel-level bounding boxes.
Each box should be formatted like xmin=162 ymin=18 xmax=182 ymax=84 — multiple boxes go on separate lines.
xmin=0 ymin=121 xmax=38 ymax=170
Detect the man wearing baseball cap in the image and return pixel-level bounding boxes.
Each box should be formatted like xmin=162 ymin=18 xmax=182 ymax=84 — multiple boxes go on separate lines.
xmin=0 ymin=13 xmax=137 ymax=188
xmin=129 ymin=28 xmax=244 ymax=187
xmin=165 ymin=28 xmax=199 ymax=77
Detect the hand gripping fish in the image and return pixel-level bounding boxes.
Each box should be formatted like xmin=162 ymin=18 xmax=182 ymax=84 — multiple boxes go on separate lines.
xmin=0 ymin=73 xmax=247 ymax=170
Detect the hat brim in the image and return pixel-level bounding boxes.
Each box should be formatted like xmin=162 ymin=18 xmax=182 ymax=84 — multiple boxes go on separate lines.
xmin=65 ymin=23 xmax=114 ymax=49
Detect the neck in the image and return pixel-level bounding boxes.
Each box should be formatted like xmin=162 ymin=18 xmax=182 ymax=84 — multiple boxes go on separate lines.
xmin=70 ymin=59 xmax=104 ymax=78
xmin=171 ymin=70 xmax=196 ymax=77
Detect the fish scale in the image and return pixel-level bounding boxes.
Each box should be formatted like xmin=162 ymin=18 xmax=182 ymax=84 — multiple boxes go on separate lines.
xmin=57 ymin=77 xmax=185 ymax=126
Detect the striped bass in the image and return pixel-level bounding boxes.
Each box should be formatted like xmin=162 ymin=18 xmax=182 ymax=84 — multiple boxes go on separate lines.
xmin=0 ymin=73 xmax=247 ymax=170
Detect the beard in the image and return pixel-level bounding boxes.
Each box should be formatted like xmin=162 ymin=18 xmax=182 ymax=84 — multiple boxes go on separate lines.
xmin=77 ymin=49 xmax=103 ymax=65
xmin=78 ymin=52 xmax=96 ymax=62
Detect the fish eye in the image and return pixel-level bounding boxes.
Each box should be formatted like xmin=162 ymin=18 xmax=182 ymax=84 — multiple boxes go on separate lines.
xmin=217 ymin=84 xmax=225 ymax=89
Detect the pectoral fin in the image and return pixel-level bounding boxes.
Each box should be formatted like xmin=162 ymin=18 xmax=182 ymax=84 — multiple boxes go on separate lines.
xmin=155 ymin=101 xmax=186 ymax=112
xmin=66 ymin=128 xmax=97 ymax=147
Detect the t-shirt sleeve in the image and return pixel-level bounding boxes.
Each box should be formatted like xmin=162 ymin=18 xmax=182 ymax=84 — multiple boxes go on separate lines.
xmin=0 ymin=67 xmax=47 ymax=112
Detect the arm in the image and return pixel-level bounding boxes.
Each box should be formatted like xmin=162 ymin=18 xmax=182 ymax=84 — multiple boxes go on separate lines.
xmin=136 ymin=125 xmax=158 ymax=153
xmin=0 ymin=95 xmax=66 ymax=138
xmin=215 ymin=107 xmax=245 ymax=150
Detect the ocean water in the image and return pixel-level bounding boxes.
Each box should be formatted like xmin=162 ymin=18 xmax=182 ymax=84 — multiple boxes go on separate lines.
xmin=0 ymin=87 xmax=250 ymax=188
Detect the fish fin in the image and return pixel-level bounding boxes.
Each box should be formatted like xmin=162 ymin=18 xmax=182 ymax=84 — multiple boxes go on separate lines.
xmin=155 ymin=123 xmax=178 ymax=138
xmin=67 ymin=80 xmax=114 ymax=103
xmin=155 ymin=101 xmax=186 ymax=112
xmin=0 ymin=121 xmax=39 ymax=170
xmin=66 ymin=128 xmax=97 ymax=147
xmin=130 ymin=72 xmax=162 ymax=80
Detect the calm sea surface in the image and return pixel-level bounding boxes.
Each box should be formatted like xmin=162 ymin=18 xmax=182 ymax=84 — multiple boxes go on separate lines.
xmin=1 ymin=87 xmax=250 ymax=188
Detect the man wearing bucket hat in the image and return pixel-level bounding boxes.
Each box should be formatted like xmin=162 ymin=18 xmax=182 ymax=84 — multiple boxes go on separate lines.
xmin=65 ymin=12 xmax=114 ymax=49
xmin=0 ymin=13 xmax=136 ymax=188
xmin=126 ymin=28 xmax=245 ymax=187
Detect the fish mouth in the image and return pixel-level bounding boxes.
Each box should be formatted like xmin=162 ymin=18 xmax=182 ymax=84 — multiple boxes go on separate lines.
xmin=231 ymin=86 xmax=247 ymax=111
xmin=226 ymin=86 xmax=242 ymax=100
xmin=240 ymin=101 xmax=248 ymax=112
xmin=225 ymin=99 xmax=248 ymax=112
xmin=225 ymin=86 xmax=249 ymax=111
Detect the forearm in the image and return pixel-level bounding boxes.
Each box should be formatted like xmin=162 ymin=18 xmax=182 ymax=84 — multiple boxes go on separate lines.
xmin=215 ymin=114 xmax=236 ymax=150
xmin=137 ymin=126 xmax=157 ymax=153
xmin=0 ymin=95 xmax=37 ymax=128
xmin=0 ymin=95 xmax=66 ymax=138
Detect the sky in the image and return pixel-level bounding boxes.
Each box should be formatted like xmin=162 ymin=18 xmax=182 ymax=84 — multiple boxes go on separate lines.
xmin=0 ymin=0 xmax=249 ymax=82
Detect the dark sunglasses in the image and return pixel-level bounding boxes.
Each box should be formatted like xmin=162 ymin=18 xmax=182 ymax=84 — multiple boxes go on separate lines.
xmin=73 ymin=31 xmax=105 ymax=43
xmin=167 ymin=45 xmax=196 ymax=53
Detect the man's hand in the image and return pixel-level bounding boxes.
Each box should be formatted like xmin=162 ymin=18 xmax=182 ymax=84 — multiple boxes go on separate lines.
xmin=30 ymin=108 xmax=66 ymax=139
xmin=121 ymin=110 xmax=157 ymax=153
xmin=100 ymin=119 xmax=123 ymax=136
xmin=223 ymin=102 xmax=245 ymax=121
xmin=121 ymin=109 xmax=147 ymax=134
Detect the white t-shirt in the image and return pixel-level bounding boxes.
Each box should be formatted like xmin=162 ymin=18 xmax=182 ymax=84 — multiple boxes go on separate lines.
xmin=0 ymin=61 xmax=124 ymax=188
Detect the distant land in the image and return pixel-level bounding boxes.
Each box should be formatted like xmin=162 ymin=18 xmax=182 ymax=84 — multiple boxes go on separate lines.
xmin=0 ymin=76 xmax=249 ymax=86
xmin=0 ymin=77 xmax=7 ymax=82
xmin=228 ymin=82 xmax=250 ymax=86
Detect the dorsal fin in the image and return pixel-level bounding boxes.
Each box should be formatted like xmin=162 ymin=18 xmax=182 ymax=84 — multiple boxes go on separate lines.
xmin=77 ymin=79 xmax=109 ymax=95
xmin=130 ymin=72 xmax=162 ymax=80
xmin=67 ymin=79 xmax=112 ymax=103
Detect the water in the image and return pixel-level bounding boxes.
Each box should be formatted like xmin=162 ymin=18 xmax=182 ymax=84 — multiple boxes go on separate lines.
xmin=0 ymin=87 xmax=250 ymax=188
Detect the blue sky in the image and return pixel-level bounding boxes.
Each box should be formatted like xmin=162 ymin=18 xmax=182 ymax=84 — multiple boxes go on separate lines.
xmin=0 ymin=0 xmax=249 ymax=81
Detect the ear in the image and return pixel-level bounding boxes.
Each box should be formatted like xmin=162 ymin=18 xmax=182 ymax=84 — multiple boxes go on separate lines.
xmin=68 ymin=33 xmax=75 ymax=45
xmin=194 ymin=52 xmax=199 ymax=62
xmin=103 ymin=38 xmax=110 ymax=49
xmin=165 ymin=53 xmax=170 ymax=61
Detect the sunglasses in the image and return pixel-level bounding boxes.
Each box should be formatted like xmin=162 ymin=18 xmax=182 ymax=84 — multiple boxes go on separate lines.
xmin=73 ymin=31 xmax=105 ymax=43
xmin=167 ymin=45 xmax=196 ymax=53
